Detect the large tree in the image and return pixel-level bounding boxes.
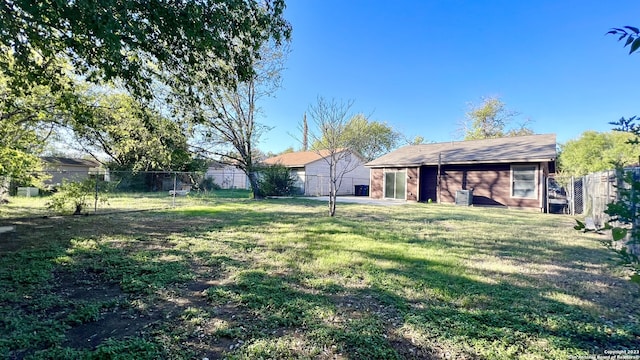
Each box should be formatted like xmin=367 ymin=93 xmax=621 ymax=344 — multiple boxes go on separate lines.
xmin=0 ymin=0 xmax=290 ymax=198
xmin=0 ymin=60 xmax=83 ymax=199
xmin=558 ymin=130 xmax=640 ymax=177
xmin=459 ymin=96 xmax=534 ymax=140
xmin=69 ymin=93 xmax=200 ymax=172
xmin=194 ymin=43 xmax=288 ymax=199
xmin=0 ymin=0 xmax=291 ymax=99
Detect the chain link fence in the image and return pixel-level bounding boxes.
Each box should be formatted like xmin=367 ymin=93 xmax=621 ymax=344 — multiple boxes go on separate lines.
xmin=560 ymin=168 xmax=640 ymax=256
xmin=6 ymin=169 xmax=373 ymax=217
xmin=561 ymin=169 xmax=621 ymax=224
xmin=7 ymin=170 xmax=225 ymax=216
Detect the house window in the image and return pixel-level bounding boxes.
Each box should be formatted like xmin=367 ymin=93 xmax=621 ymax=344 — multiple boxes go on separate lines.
xmin=511 ymin=165 xmax=537 ymax=199
xmin=384 ymin=170 xmax=406 ymax=199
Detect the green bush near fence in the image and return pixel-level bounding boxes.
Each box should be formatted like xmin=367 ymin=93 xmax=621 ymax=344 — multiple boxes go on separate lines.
xmin=258 ymin=165 xmax=297 ymax=196
xmin=46 ymin=179 xmax=114 ymax=215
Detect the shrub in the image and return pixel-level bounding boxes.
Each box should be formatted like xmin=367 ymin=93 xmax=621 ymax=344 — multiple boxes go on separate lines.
xmin=198 ymin=176 xmax=221 ymax=191
xmin=46 ymin=178 xmax=115 ymax=214
xmin=259 ymin=165 xmax=296 ymax=196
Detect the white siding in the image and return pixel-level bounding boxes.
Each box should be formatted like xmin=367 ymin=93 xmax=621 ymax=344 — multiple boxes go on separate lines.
xmin=206 ymin=166 xmax=249 ymax=189
xmin=303 ymin=152 xmax=370 ymax=196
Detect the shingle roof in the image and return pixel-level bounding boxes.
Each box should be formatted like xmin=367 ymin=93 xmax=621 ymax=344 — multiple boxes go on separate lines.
xmin=262 ymin=150 xmax=336 ymax=167
xmin=366 ymin=134 xmax=557 ymax=167
xmin=41 ymin=157 xmax=101 ymax=168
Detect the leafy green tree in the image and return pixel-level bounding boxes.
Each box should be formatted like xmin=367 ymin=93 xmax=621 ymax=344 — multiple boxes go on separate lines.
xmin=408 ymin=135 xmax=427 ymax=145
xmin=337 ymin=115 xmax=401 ymax=162
xmin=459 ymin=96 xmax=534 ymax=140
xmin=310 ymin=114 xmax=401 ymax=162
xmin=70 ymin=93 xmax=200 ymax=172
xmin=558 ymin=130 xmax=640 ymax=177
xmin=0 ymin=0 xmax=291 ymax=99
xmin=0 ymin=61 xmax=84 ymax=200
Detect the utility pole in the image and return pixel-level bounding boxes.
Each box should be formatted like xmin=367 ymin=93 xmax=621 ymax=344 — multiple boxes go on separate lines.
xmin=302 ymin=113 xmax=308 ymax=151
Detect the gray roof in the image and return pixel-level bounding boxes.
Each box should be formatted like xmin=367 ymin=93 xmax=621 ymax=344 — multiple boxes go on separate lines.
xmin=366 ymin=134 xmax=557 ymax=167
xmin=41 ymin=157 xmax=101 ymax=168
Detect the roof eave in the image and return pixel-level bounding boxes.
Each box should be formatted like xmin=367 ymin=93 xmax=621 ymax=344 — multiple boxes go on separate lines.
xmin=366 ymin=158 xmax=555 ymax=168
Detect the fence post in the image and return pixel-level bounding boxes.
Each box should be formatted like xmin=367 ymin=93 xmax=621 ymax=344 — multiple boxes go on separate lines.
xmin=607 ymin=170 xmax=611 ymax=206
xmin=570 ymin=176 xmax=575 ymax=216
xmin=94 ymin=178 xmax=98 ymax=213
xmin=172 ymin=173 xmax=177 ymax=207
xmin=545 ymin=176 xmax=550 ymax=214
xmin=582 ymin=175 xmax=587 ymax=216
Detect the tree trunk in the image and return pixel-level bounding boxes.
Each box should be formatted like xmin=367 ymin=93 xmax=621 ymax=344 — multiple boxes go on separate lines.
xmin=328 ymin=162 xmax=337 ymax=216
xmin=329 ymin=190 xmax=336 ymax=216
xmin=248 ymin=171 xmax=264 ymax=199
xmin=0 ymin=176 xmax=9 ymax=204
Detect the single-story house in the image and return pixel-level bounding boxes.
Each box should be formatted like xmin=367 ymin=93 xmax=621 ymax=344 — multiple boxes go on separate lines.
xmin=365 ymin=134 xmax=557 ymax=211
xmin=205 ymin=162 xmax=250 ymax=189
xmin=262 ymin=149 xmax=370 ymax=196
xmin=41 ymin=157 xmax=107 ymax=186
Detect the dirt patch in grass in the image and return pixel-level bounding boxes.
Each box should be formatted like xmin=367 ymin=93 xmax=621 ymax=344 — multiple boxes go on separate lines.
xmin=64 ymin=310 xmax=159 ymax=349
xmin=53 ymin=269 xmax=124 ymax=302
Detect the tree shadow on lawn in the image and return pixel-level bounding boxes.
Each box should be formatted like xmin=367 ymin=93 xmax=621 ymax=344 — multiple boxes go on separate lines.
xmin=172 ymin=256 xmax=638 ymax=359
xmin=255 ymin=220 xmax=640 ymax=357
xmin=194 ymin=268 xmax=458 ymax=359
xmin=350 ymin=246 xmax=639 ymax=348
xmin=2 ymin=201 xmax=640 ymax=359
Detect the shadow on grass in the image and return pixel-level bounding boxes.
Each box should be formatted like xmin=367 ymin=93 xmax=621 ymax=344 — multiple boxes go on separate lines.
xmin=1 ymin=198 xmax=639 ymax=359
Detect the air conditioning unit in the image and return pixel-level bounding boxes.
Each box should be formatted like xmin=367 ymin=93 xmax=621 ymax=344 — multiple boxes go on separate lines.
xmin=455 ymin=189 xmax=473 ymax=206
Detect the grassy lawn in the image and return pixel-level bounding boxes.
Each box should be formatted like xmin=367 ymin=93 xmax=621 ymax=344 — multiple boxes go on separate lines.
xmin=0 ymin=195 xmax=638 ymax=359
xmin=0 ymin=189 xmax=252 ymax=218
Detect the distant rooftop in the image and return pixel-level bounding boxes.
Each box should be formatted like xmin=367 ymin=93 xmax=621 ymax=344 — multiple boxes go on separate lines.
xmin=41 ymin=157 xmax=101 ymax=168
xmin=263 ymin=149 xmax=345 ymax=167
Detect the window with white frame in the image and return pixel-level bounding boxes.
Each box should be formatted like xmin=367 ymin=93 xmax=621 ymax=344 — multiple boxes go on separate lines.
xmin=511 ymin=165 xmax=537 ymax=199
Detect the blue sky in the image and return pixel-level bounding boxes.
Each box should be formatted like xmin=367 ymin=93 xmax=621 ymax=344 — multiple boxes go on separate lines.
xmin=258 ymin=0 xmax=640 ymax=154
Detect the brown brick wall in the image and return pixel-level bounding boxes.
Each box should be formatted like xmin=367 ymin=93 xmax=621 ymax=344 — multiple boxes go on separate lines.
xmin=406 ymin=167 xmax=418 ymax=201
xmin=372 ymin=163 xmax=545 ymax=209
xmin=370 ymin=168 xmax=383 ymax=199
xmin=439 ymin=163 xmax=541 ymax=208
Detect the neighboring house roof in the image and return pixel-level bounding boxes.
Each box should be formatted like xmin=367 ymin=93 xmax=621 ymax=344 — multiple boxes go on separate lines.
xmin=207 ymin=160 xmax=241 ymax=169
xmin=366 ymin=134 xmax=557 ymax=168
xmin=263 ymin=149 xmax=349 ymax=167
xmin=42 ymin=157 xmax=101 ymax=168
